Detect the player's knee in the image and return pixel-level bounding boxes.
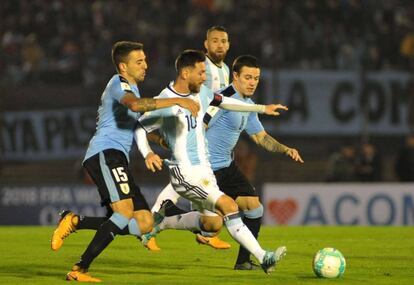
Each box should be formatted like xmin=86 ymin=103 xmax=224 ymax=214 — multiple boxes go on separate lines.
xmin=243 ymin=203 xmax=264 ymax=219
xmin=215 ymin=195 xmax=239 ymax=215
xmin=236 ymin=196 xmax=260 ymax=211
xmin=134 ymin=210 xmax=154 ymax=234
xmin=201 ymin=216 xmax=222 ymax=233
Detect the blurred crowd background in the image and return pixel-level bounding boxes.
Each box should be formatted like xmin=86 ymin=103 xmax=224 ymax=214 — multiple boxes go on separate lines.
xmin=2 ymin=0 xmax=414 ymax=86
xmin=1 ymin=0 xmax=414 ymax=186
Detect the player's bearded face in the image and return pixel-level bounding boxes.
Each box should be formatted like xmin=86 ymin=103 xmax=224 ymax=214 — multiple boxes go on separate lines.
xmin=205 ymin=31 xmax=229 ymax=64
xmin=234 ymin=67 xmax=260 ymax=97
xmin=125 ymin=50 xmax=147 ymax=83
xmin=188 ymin=62 xmax=206 ymax=93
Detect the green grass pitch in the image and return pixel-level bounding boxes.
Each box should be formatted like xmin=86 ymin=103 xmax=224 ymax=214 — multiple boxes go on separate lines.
xmin=0 ymin=226 xmax=413 ymax=284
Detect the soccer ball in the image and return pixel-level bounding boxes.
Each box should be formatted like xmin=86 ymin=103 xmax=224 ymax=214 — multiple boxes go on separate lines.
xmin=313 ymin=248 xmax=346 ymax=278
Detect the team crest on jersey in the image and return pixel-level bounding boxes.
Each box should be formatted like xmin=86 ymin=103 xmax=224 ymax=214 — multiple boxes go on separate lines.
xmin=200 ymin=178 xmax=210 ymax=187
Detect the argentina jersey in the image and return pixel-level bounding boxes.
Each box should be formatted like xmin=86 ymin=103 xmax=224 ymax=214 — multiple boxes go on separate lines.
xmin=204 ymin=55 xmax=230 ymax=91
xmin=139 ymin=84 xmax=216 ymax=167
xmin=84 ymin=74 xmax=141 ymax=162
xmin=204 ymin=55 xmax=230 ymax=126
xmin=205 ymin=84 xmax=264 ymax=171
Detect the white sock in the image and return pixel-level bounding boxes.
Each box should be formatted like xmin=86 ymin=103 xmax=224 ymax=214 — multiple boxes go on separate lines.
xmin=160 ymin=212 xmax=202 ymax=232
xmin=224 ymin=214 xmax=266 ymax=263
xmin=151 ymin=183 xmax=181 ymax=213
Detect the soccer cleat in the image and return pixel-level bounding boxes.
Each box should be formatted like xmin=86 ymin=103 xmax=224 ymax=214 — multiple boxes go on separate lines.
xmin=143 ymin=236 xmax=161 ymax=251
xmin=66 ymin=271 xmax=101 ymax=282
xmin=260 ymin=246 xmax=287 ymax=274
xmin=234 ymin=260 xmax=261 ymax=270
xmin=195 ymin=234 xmax=231 ymax=249
xmin=51 ymin=210 xmax=77 ymax=251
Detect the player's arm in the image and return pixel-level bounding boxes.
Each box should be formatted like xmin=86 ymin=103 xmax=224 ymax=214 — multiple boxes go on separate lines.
xmin=134 ymin=111 xmax=166 ymax=172
xmin=135 ymin=126 xmax=164 ymax=172
xmin=147 ymin=131 xmax=168 ymax=149
xmin=121 ymin=92 xmax=199 ymax=117
xmin=250 ymin=131 xmax=304 ymax=163
xmin=211 ymin=94 xmax=288 ymax=116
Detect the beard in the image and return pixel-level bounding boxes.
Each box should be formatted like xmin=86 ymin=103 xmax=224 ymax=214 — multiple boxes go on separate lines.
xmin=188 ymin=82 xmax=201 ymax=93
xmin=208 ymin=51 xmax=227 ymax=64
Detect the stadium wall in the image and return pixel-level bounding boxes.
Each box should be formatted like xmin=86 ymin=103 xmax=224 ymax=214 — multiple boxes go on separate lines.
xmin=263 ymin=183 xmax=414 ymax=226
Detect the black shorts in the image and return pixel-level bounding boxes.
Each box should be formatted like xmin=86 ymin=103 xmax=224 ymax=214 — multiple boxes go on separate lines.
xmin=83 ymin=149 xmax=149 ymax=211
xmin=213 ymin=161 xmax=257 ymax=200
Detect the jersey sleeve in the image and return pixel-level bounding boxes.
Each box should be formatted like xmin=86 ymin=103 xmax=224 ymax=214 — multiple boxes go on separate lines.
xmin=108 ymin=75 xmax=134 ymax=102
xmin=138 ymin=107 xmax=174 ymax=133
xmin=245 ymin=111 xmax=265 ymax=135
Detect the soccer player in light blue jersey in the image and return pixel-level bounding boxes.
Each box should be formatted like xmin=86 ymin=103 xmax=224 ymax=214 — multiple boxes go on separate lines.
xmin=50 ymin=41 xmax=199 ymax=282
xmin=135 ymin=50 xmax=288 ymax=274
xmin=206 ymin=55 xmax=303 ymax=270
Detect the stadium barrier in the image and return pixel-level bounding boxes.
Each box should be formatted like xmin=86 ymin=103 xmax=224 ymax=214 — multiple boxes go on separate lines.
xmin=0 ymin=185 xmax=190 ymax=225
xmin=263 ymin=183 xmax=414 ymax=226
xmin=2 ymin=183 xmax=413 ymax=226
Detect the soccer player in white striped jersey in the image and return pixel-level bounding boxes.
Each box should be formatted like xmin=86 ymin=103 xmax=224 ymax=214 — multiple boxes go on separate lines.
xmin=150 ymin=26 xmax=232 ymax=249
xmin=204 ymin=25 xmax=230 ymax=91
xmin=135 ymin=50 xmax=287 ymax=274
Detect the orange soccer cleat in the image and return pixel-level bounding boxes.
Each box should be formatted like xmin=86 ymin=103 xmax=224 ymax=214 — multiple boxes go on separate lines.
xmin=143 ymin=236 xmax=161 ymax=251
xmin=196 ymin=234 xmax=231 ymax=249
xmin=66 ymin=269 xmax=101 ymax=282
xmin=51 ymin=211 xmax=77 ymax=251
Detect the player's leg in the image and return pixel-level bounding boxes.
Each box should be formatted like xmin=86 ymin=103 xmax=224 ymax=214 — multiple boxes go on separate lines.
xmin=170 ymin=164 xmax=286 ymax=274
xmin=151 ymin=183 xmax=181 ymax=213
xmin=214 ymin=162 xmax=263 ymax=269
xmin=214 ymin=194 xmax=285 ymax=274
xmin=65 ymin=149 xmax=146 ymax=281
xmin=234 ymin=196 xmax=263 ymax=270
xmin=191 ymin=203 xmax=231 ymax=249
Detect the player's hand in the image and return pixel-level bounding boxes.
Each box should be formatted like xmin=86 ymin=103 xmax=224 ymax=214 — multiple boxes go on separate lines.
xmin=176 ymin=98 xmax=200 ymax=117
xmin=285 ymin=148 xmax=304 ymax=163
xmin=145 ymin=152 xmax=163 ymax=172
xmin=264 ymin=104 xmax=288 ymax=116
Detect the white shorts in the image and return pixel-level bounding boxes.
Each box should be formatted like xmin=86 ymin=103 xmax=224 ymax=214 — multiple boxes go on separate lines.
xmin=168 ymin=164 xmax=223 ymax=214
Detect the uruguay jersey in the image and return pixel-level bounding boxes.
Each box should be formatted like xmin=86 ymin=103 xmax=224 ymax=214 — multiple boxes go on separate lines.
xmin=139 ymin=84 xmax=220 ymax=167
xmin=204 ymin=55 xmax=230 ymax=91
xmin=206 ymin=84 xmax=264 ymax=171
xmin=84 ymin=74 xmax=141 ymax=161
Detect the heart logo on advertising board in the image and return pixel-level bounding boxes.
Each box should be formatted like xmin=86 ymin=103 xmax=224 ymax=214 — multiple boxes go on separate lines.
xmin=267 ymin=199 xmax=298 ymax=224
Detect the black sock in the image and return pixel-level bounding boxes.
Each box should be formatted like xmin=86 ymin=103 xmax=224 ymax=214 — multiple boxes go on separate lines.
xmin=77 ymin=219 xmax=123 ymax=270
xmin=76 ymin=216 xmax=107 ymax=230
xmin=235 ymin=217 xmax=261 ymax=265
xmin=163 ymin=201 xmax=187 ymax=216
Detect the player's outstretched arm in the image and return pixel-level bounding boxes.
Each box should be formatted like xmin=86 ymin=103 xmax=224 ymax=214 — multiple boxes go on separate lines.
xmin=217 ymin=95 xmax=287 ymax=115
xmin=134 ymin=126 xmax=163 ymax=172
xmin=250 ymin=131 xmax=304 ymax=163
xmin=121 ymin=93 xmax=200 ymax=116
xmin=264 ymin=104 xmax=288 ymax=116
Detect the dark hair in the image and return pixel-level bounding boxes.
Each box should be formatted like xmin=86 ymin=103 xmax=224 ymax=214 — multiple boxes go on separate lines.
xmin=232 ymin=55 xmax=259 ymax=74
xmin=206 ymin=25 xmax=227 ymax=37
xmin=175 ymin=49 xmax=206 ymax=73
xmin=111 ymin=41 xmax=144 ymax=72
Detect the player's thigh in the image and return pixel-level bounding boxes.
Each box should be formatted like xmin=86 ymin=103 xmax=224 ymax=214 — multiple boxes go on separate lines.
xmin=169 ymin=165 xmax=224 ymax=213
xmin=214 ymin=162 xmax=258 ymax=202
xmin=83 ymin=149 xmax=137 ymax=212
